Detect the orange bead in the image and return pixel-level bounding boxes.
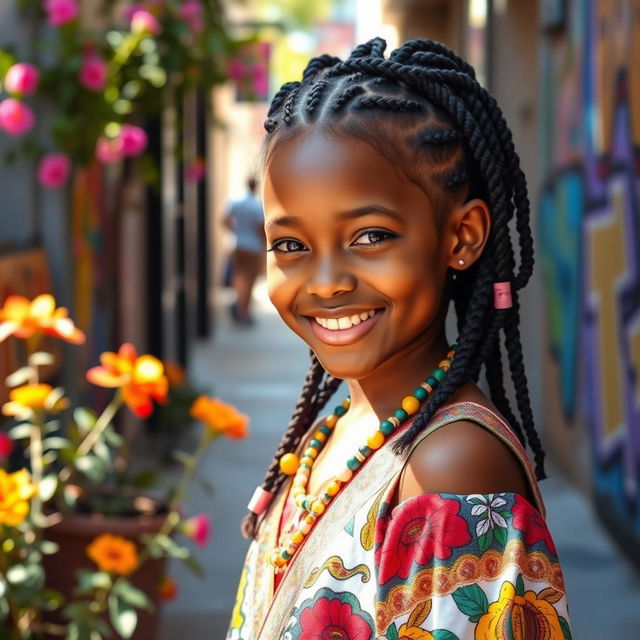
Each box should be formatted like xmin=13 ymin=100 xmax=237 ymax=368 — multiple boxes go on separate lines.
xmin=325 ymin=415 xmax=338 ymax=428
xmin=326 ymin=481 xmax=341 ymax=496
xmin=292 ymin=530 xmax=304 ymax=544
xmin=367 ymin=430 xmax=385 ymax=450
xmin=313 ymin=431 xmax=327 ymax=443
xmin=338 ymin=468 xmax=353 ymax=483
xmin=305 ymin=514 xmax=316 ymax=524
xmin=301 ymin=456 xmax=314 ymax=467
xmin=401 ymin=395 xmax=421 ymax=415
xmin=311 ymin=500 xmax=325 ymax=515
xmin=304 ymin=447 xmax=318 ymax=459
xmin=279 ymin=453 xmax=300 ymax=475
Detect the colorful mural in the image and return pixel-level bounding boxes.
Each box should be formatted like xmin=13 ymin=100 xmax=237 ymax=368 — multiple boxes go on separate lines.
xmin=540 ymin=0 xmax=640 ymax=554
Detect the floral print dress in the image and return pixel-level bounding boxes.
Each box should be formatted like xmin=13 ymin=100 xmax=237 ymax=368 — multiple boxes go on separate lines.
xmin=227 ymin=402 xmax=571 ymax=640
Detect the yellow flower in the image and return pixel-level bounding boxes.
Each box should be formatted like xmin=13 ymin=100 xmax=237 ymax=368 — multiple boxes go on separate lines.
xmin=2 ymin=383 xmax=69 ymax=417
xmin=190 ymin=396 xmax=249 ymax=439
xmin=475 ymin=580 xmax=564 ymax=639
xmin=87 ymin=534 xmax=139 ymax=575
xmin=86 ymin=343 xmax=169 ymax=418
xmin=0 ymin=468 xmax=37 ymax=526
xmin=398 ymin=624 xmax=435 ymax=640
xmin=0 ymin=294 xmax=85 ymax=344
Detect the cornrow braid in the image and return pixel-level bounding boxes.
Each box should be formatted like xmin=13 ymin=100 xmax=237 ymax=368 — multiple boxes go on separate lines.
xmin=246 ymin=36 xmax=546 ymax=539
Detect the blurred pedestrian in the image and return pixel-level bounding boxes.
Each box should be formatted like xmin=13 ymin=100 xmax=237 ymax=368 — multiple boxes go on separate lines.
xmin=223 ymin=176 xmax=265 ymax=326
xmin=228 ymin=38 xmax=572 ymax=639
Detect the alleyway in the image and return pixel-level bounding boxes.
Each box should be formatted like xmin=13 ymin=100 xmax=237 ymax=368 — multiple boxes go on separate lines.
xmin=160 ymin=283 xmax=640 ymax=639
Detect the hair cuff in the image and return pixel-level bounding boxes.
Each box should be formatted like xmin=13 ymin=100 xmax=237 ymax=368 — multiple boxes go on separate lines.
xmin=493 ymin=282 xmax=513 ymax=309
xmin=247 ymin=487 xmax=274 ymax=515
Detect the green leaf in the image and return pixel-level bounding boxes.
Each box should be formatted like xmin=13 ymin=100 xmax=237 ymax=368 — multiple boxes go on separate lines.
xmin=74 ymin=407 xmax=98 ymax=435
xmin=150 ymin=534 xmax=190 ymax=559
xmin=451 ymin=584 xmax=489 ymax=620
xmin=44 ymin=386 xmax=67 ymax=411
xmin=39 ymin=474 xmax=58 ymax=502
xmin=477 ymin=529 xmax=493 ymax=553
xmin=6 ymin=565 xmax=28 ymax=584
xmin=43 ymin=436 xmax=71 ymax=450
xmin=75 ymin=454 xmax=107 ymax=482
xmin=40 ymin=587 xmax=64 ymax=612
xmin=515 ymin=574 xmax=525 ymax=597
xmin=9 ymin=423 xmax=33 ymax=440
xmin=29 ymin=351 xmax=56 ymax=367
xmin=467 ymin=496 xmax=486 ymax=505
xmin=40 ymin=540 xmax=60 ymax=555
xmin=173 ymin=450 xmax=193 ymax=467
xmin=109 ymin=594 xmax=138 ymax=639
xmin=559 ymin=616 xmax=572 ymax=640
xmin=432 ymin=631 xmax=460 ymax=640
xmin=75 ymin=570 xmax=112 ymax=594
xmin=180 ymin=553 xmax=204 ymax=579
xmin=493 ymin=524 xmax=508 ymax=547
xmin=385 ymin=622 xmax=398 ymax=640
xmin=113 ymin=580 xmax=151 ymax=609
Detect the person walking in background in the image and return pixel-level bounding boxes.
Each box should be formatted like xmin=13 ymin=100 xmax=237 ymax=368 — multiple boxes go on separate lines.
xmin=224 ymin=176 xmax=265 ymax=326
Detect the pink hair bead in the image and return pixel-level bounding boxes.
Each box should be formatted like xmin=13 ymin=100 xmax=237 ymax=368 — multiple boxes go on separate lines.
xmin=247 ymin=487 xmax=273 ymax=515
xmin=493 ymin=282 xmax=513 ymax=309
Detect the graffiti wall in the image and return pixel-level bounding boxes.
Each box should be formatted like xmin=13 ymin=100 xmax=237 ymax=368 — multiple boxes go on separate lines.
xmin=540 ymin=0 xmax=640 ymax=558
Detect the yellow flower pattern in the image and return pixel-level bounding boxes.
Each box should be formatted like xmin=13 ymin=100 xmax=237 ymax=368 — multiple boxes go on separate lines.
xmin=0 ymin=468 xmax=37 ymax=526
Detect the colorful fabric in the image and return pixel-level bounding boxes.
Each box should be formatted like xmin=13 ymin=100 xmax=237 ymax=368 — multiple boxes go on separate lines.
xmin=227 ymin=402 xmax=571 ymax=640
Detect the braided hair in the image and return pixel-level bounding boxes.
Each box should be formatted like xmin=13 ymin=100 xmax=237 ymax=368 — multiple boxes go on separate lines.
xmin=242 ymin=37 xmax=545 ymax=539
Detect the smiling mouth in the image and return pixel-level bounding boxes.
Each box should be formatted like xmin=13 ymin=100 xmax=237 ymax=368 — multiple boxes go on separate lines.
xmin=307 ymin=309 xmax=382 ymax=346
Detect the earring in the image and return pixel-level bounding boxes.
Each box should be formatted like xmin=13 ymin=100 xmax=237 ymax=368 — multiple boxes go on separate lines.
xmin=458 ymin=259 xmax=465 ymax=266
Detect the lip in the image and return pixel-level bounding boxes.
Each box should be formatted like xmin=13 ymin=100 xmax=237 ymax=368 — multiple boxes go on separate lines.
xmin=306 ymin=309 xmax=383 ymax=346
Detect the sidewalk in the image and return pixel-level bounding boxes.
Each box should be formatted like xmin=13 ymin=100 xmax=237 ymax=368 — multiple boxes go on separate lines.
xmin=160 ymin=283 xmax=640 ymax=639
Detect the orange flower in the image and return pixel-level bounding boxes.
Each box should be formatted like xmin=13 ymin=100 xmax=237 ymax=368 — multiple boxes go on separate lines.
xmin=87 ymin=533 xmax=139 ymax=575
xmin=157 ymin=575 xmax=178 ymax=601
xmin=0 ymin=468 xmax=37 ymax=526
xmin=190 ymin=396 xmax=249 ymax=439
xmin=397 ymin=625 xmax=434 ymax=640
xmin=2 ymin=383 xmax=69 ymax=417
xmin=164 ymin=361 xmax=186 ymax=387
xmin=86 ymin=343 xmax=169 ymax=418
xmin=0 ymin=294 xmax=85 ymax=344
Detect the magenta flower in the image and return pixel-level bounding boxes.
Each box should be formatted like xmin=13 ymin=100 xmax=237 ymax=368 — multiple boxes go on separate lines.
xmin=43 ymin=0 xmax=79 ymax=26
xmin=4 ymin=63 xmax=40 ymax=96
xmin=38 ymin=153 xmax=71 ymax=188
xmin=0 ymin=432 xmax=13 ymax=461
xmin=79 ymin=55 xmax=108 ymax=92
xmin=123 ymin=3 xmax=145 ymax=22
xmin=130 ymin=10 xmax=161 ymax=36
xmin=95 ymin=136 xmax=124 ymax=164
xmin=182 ymin=514 xmax=211 ymax=547
xmin=120 ymin=124 xmax=148 ymax=157
xmin=0 ymin=99 xmax=35 ymax=137
xmin=178 ymin=0 xmax=201 ymax=20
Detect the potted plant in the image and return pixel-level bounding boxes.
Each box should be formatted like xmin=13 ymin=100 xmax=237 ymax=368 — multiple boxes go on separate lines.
xmin=0 ymin=292 xmax=249 ymax=639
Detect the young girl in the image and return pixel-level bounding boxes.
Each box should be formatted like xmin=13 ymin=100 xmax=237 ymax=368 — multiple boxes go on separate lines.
xmin=227 ymin=38 xmax=571 ymax=640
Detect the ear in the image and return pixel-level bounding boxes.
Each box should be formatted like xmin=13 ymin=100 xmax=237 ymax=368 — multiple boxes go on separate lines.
xmin=445 ymin=198 xmax=491 ymax=270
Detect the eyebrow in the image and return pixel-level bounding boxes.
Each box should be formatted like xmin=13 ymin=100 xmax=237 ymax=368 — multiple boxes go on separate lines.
xmin=266 ymin=205 xmax=403 ymax=229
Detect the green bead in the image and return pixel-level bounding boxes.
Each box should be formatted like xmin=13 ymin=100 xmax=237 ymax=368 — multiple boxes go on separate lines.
xmin=334 ymin=405 xmax=347 ymax=417
xmin=282 ymin=550 xmax=291 ymax=560
xmin=319 ymin=425 xmax=331 ymax=436
xmin=347 ymin=457 xmax=362 ymax=471
xmin=301 ymin=499 xmax=308 ymax=510
xmin=358 ymin=445 xmax=372 ymax=457
xmin=426 ymin=376 xmax=438 ymax=388
xmin=433 ymin=367 xmax=446 ymax=382
xmin=309 ymin=439 xmax=322 ymax=449
xmin=380 ymin=419 xmax=394 ymax=435
xmin=413 ymin=387 xmax=428 ymax=401
xmin=395 ymin=409 xmax=408 ymax=422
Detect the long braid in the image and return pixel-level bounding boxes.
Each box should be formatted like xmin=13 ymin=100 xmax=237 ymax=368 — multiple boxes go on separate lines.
xmin=247 ymin=36 xmax=546 ymax=538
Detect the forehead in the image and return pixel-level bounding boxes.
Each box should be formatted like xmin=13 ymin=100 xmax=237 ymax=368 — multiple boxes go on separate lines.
xmin=263 ymin=130 xmax=432 ymax=214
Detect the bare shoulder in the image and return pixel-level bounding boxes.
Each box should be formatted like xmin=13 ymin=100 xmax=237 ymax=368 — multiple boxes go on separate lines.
xmin=398 ymin=418 xmax=531 ymax=503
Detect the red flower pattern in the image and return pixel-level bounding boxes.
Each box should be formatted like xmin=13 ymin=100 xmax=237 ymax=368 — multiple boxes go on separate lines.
xmin=298 ymin=596 xmax=372 ymax=640
xmin=512 ymin=494 xmax=557 ymax=554
xmin=375 ymin=494 xmax=471 ymax=585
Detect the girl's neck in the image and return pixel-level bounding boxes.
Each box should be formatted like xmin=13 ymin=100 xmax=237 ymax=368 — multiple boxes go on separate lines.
xmin=341 ymin=331 xmax=451 ymax=427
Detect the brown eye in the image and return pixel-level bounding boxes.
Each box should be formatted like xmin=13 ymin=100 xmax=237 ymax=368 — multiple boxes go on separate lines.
xmin=270 ymin=239 xmax=307 ymax=253
xmin=351 ymin=229 xmax=397 ymax=246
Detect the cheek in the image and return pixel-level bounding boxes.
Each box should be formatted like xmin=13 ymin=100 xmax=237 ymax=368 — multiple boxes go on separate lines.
xmin=266 ymin=261 xmax=299 ymax=322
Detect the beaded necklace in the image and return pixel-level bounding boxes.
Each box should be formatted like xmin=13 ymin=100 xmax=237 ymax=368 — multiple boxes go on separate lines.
xmin=270 ymin=346 xmax=456 ymax=570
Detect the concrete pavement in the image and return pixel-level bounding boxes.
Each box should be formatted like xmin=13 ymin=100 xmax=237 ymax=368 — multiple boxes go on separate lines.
xmin=160 ymin=282 xmax=640 ymax=639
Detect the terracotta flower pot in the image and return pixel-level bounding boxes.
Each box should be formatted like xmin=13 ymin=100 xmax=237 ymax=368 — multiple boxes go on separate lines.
xmin=43 ymin=510 xmax=169 ymax=640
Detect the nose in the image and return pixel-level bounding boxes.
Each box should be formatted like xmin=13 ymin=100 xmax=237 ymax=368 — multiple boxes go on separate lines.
xmin=305 ymin=253 xmax=356 ymax=299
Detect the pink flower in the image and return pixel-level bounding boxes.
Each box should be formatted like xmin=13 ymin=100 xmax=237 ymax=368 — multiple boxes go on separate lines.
xmin=38 ymin=153 xmax=71 ymax=188
xmin=123 ymin=3 xmax=145 ymax=22
xmin=4 ymin=63 xmax=40 ymax=96
xmin=43 ymin=0 xmax=79 ymax=26
xmin=0 ymin=432 xmax=13 ymax=460
xmin=79 ymin=55 xmax=107 ymax=91
xmin=0 ymin=99 xmax=35 ymax=137
xmin=95 ymin=136 xmax=124 ymax=164
xmin=178 ymin=0 xmax=201 ymax=20
xmin=182 ymin=514 xmax=211 ymax=547
xmin=120 ymin=124 xmax=147 ymax=156
xmin=130 ymin=10 xmax=161 ymax=36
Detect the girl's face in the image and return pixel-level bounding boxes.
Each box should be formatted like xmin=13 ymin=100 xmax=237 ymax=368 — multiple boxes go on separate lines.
xmin=263 ymin=130 xmax=453 ymax=381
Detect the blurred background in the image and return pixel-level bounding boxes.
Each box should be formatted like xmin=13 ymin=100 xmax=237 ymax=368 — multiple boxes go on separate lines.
xmin=1 ymin=0 xmax=640 ymax=638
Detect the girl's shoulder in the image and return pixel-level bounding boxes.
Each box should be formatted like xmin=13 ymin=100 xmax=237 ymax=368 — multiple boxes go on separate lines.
xmin=397 ymin=387 xmax=535 ymax=506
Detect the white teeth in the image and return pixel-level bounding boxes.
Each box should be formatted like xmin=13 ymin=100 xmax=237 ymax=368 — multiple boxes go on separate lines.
xmin=314 ymin=310 xmax=377 ymax=331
